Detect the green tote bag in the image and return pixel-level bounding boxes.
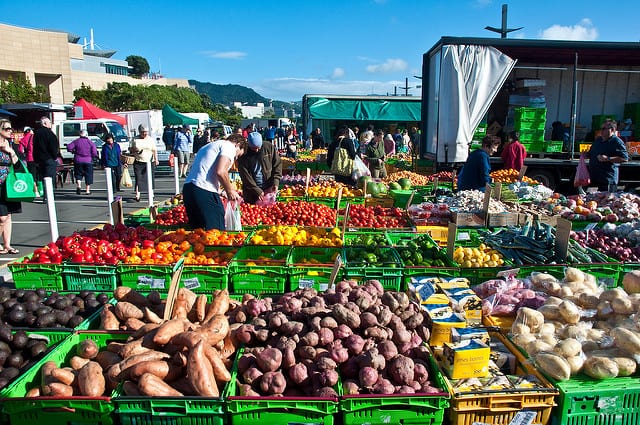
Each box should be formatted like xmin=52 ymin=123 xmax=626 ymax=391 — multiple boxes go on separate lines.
xmin=6 ymin=159 xmax=36 ymax=202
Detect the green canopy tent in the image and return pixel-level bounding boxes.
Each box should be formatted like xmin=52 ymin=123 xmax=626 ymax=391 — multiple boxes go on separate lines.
xmin=162 ymin=104 xmax=199 ymax=126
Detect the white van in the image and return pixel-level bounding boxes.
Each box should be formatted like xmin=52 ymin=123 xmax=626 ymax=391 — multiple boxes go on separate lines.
xmin=54 ymin=119 xmax=129 ymax=161
xmin=205 ymin=123 xmax=233 ymax=138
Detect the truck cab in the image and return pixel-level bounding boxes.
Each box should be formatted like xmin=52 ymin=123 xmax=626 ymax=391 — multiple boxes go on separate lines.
xmin=55 ymin=119 xmax=129 ymax=161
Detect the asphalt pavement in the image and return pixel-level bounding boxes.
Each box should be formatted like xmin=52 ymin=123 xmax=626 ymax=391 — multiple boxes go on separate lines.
xmin=0 ymin=167 xmax=181 ymax=270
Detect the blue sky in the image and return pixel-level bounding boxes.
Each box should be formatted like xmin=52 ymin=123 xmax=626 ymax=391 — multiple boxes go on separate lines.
xmin=3 ymin=0 xmax=640 ymax=102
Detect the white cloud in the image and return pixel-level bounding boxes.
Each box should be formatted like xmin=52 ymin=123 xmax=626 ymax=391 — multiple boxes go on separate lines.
xmin=539 ymin=19 xmax=598 ymax=41
xmin=250 ymin=77 xmax=416 ymax=102
xmin=201 ymin=51 xmax=247 ymax=59
xmin=330 ymin=68 xmax=345 ymax=79
xmin=366 ymin=58 xmax=408 ymax=74
xmin=473 ymin=0 xmax=492 ymax=8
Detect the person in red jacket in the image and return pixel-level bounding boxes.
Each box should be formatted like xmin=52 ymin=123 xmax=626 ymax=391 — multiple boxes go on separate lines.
xmin=501 ymin=131 xmax=526 ymax=171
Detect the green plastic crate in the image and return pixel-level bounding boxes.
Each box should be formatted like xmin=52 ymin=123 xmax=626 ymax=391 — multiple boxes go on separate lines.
xmin=521 ymin=141 xmax=545 ymax=153
xmin=591 ymin=114 xmax=617 ymax=131
xmin=229 ymin=245 xmax=290 ymax=295
xmin=225 ymin=349 xmax=340 ymax=425
xmin=545 ymin=140 xmax=564 ymax=152
xmin=343 ymin=231 xmax=389 ymax=247
xmin=0 ymin=331 xmax=129 ymax=425
xmin=180 ymin=246 xmax=237 ymax=293
xmin=343 ymin=247 xmax=403 ymax=291
xmin=8 ymin=256 xmax=63 ymax=291
xmin=287 ymin=246 xmax=342 ymax=292
xmin=113 ymin=387 xmax=225 ymax=425
xmin=551 ymin=375 xmax=640 ymax=425
xmin=389 ymin=190 xmax=420 ymax=208
xmin=117 ymin=264 xmax=173 ymax=292
xmin=514 ymin=107 xmax=547 ymax=121
xmin=515 ymin=117 xmax=547 ymax=131
xmin=339 ymin=356 xmax=449 ymax=425
xmin=62 ymin=264 xmax=117 ymax=292
xmin=519 ymin=129 xmax=545 ymax=143
xmin=308 ymin=196 xmax=365 ymax=209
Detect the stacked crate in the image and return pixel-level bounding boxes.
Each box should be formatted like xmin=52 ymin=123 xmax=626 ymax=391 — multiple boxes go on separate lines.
xmin=514 ymin=107 xmax=547 ymax=153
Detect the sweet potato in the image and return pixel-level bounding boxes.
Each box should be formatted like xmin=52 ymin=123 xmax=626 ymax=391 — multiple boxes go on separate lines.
xmin=194 ymin=294 xmax=208 ymax=323
xmin=77 ymin=339 xmax=99 ymax=359
xmin=122 ymin=380 xmax=142 ymax=396
xmin=256 ymin=347 xmax=283 ymax=372
xmin=138 ymin=372 xmax=183 ymax=396
xmin=388 ymin=355 xmax=414 ymax=386
xmin=204 ymin=346 xmax=232 ymax=382
xmin=69 ymin=355 xmax=91 ymax=370
xmin=281 ymin=346 xmax=296 ymax=370
xmin=77 ymin=361 xmax=105 ymax=396
xmin=51 ymin=368 xmax=76 ymax=386
xmin=260 ymin=370 xmax=286 ymax=395
xmin=359 ymin=366 xmax=379 ymax=388
xmin=342 ymin=379 xmax=361 ymax=395
xmin=94 ymin=351 xmax=122 ymax=370
xmin=144 ymin=307 xmax=164 ymax=324
xmin=172 ymin=295 xmax=189 ymax=319
xmin=199 ymin=314 xmax=230 ymax=346
xmin=125 ymin=317 xmax=146 ymax=331
xmin=114 ymin=286 xmax=149 ymax=306
xmin=44 ymin=382 xmax=74 ymax=397
xmin=41 ymin=360 xmax=57 ymax=386
xmin=117 ymin=351 xmax=171 ymax=380
xmin=127 ymin=359 xmax=182 ymax=381
xmin=169 ymin=331 xmax=204 ymax=350
xmin=332 ymin=304 xmax=360 ymax=329
xmin=377 ymin=340 xmax=399 ymax=361
xmin=25 ymin=387 xmax=41 ymax=397
xmin=100 ymin=304 xmax=120 ymax=330
xmin=154 ymin=318 xmax=190 ymax=345
xmin=187 ymin=340 xmax=219 ymax=396
xmin=205 ymin=289 xmax=231 ymax=321
xmin=115 ymin=301 xmax=144 ymax=321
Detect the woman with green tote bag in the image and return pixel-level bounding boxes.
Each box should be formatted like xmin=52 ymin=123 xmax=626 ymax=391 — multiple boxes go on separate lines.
xmin=0 ymin=118 xmax=23 ymax=255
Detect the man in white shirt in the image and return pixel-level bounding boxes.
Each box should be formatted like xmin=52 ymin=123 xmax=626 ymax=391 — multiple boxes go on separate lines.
xmin=182 ymin=134 xmax=246 ymax=230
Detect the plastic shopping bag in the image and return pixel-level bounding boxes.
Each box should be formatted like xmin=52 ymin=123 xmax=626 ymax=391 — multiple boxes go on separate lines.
xmin=224 ymin=201 xmax=242 ymax=231
xmin=121 ymin=167 xmax=133 ymax=188
xmin=351 ymin=155 xmax=371 ymax=180
xmin=574 ymin=152 xmax=591 ymax=187
xmin=256 ymin=191 xmax=277 ymax=207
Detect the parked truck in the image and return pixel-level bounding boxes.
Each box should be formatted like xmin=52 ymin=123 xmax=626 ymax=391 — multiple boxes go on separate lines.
xmin=421 ymin=37 xmax=640 ymax=190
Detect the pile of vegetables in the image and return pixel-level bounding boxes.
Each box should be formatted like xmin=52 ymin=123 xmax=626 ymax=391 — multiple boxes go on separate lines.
xmin=571 ymin=227 xmax=640 ymax=262
xmin=248 ymin=226 xmax=343 ymax=247
xmin=490 ymin=169 xmax=540 ymax=185
xmin=234 ymin=281 xmax=443 ymax=396
xmin=443 ymin=190 xmax=508 ymax=214
xmin=383 ymin=171 xmax=431 ymax=187
xmin=509 ymin=268 xmax=640 ymax=381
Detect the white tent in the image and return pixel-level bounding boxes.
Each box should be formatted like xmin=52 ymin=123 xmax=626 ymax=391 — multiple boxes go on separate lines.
xmin=434 ymin=44 xmax=516 ymax=163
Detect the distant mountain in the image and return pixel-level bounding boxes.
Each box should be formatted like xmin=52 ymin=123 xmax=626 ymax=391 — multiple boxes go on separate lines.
xmin=189 ymin=80 xmax=300 ymax=115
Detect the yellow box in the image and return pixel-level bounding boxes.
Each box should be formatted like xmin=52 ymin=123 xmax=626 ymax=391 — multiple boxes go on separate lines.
xmin=579 ymin=143 xmax=591 ymax=153
xmin=451 ymin=327 xmax=490 ymax=345
xmin=411 ymin=278 xmax=451 ymax=305
xmin=446 ymin=288 xmax=483 ymax=325
xmin=425 ymin=306 xmax=467 ymax=347
xmin=436 ymin=277 xmax=470 ymax=291
xmin=442 ymin=339 xmax=491 ymax=379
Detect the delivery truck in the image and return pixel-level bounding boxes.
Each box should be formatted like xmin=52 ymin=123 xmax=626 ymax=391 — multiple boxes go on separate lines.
xmin=421 ymin=37 xmax=640 ymax=190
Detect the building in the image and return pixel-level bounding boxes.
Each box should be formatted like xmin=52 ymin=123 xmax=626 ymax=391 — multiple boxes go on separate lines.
xmin=0 ymin=23 xmax=189 ymax=105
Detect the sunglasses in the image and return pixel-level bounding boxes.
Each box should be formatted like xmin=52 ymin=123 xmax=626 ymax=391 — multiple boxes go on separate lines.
xmin=1 ymin=127 xmax=12 ymax=131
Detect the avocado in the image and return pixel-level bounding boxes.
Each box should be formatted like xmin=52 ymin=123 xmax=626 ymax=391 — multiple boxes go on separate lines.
xmin=36 ymin=313 xmax=56 ymax=328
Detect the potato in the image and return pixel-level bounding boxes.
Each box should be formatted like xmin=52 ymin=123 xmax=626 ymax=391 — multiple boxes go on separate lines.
xmin=611 ymin=297 xmax=634 ymax=315
xmin=564 ymin=267 xmax=585 ymax=283
xmin=558 ymin=300 xmax=581 ymax=324
xmin=611 ymin=327 xmax=640 ymax=360
xmin=566 ymin=355 xmax=584 ymax=375
xmin=526 ymin=340 xmax=555 ymax=356
xmin=555 ymin=338 xmax=582 ymax=358
xmin=77 ymin=361 xmax=105 ymax=396
xmin=583 ymin=356 xmax=618 ymax=379
xmin=514 ymin=307 xmax=544 ymax=333
xmin=534 ymin=352 xmax=571 ymax=381
xmin=77 ymin=339 xmax=99 ymax=359
xmin=537 ymin=305 xmax=560 ymax=321
xmin=511 ymin=322 xmax=531 ymax=336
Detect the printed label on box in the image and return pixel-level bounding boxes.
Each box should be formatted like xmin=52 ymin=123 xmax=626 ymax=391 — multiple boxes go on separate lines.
xmin=297 ymin=279 xmax=314 ymax=289
xmin=151 ymin=279 xmax=166 ymax=289
xmin=137 ymin=275 xmax=153 ymax=286
xmin=183 ymin=277 xmax=200 ymax=290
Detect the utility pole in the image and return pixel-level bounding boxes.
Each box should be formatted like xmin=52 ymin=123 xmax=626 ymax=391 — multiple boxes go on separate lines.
xmin=485 ymin=4 xmax=522 ymax=38
xmin=399 ymin=78 xmax=413 ymax=96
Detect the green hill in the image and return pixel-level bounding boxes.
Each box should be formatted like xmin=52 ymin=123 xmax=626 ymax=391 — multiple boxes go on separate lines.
xmin=189 ymin=80 xmax=301 ymax=115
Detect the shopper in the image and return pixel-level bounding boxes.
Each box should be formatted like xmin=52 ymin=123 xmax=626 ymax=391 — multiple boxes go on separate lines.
xmin=0 ymin=118 xmax=23 ymax=255
xmin=67 ymin=129 xmax=98 ymax=195
xmin=457 ymin=136 xmax=500 ymax=191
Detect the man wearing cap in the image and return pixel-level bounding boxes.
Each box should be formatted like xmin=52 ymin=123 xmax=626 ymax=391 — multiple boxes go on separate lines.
xmin=173 ymin=125 xmax=193 ymax=178
xmin=237 ymin=131 xmax=282 ymax=204
xmin=182 ymin=134 xmax=246 ymax=230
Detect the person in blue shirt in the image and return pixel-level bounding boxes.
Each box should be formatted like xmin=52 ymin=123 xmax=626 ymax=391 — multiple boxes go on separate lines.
xmin=173 ymin=125 xmax=193 ymax=178
xmin=101 ymin=133 xmax=122 ymax=192
xmin=457 ymin=136 xmax=500 ymax=192
xmin=587 ymin=119 xmax=628 ymax=192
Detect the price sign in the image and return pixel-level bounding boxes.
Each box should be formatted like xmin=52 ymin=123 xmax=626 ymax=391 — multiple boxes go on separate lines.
xmin=305 ymin=168 xmax=311 ymax=196
xmin=137 ymin=275 xmax=153 ymax=286
xmin=183 ymin=277 xmax=201 ymax=290
xmin=297 ymin=279 xmax=314 ymax=289
xmin=517 ymin=165 xmax=528 ymax=182
xmin=328 ymin=255 xmax=343 ymax=289
xmin=151 ymin=279 xmax=166 ymax=289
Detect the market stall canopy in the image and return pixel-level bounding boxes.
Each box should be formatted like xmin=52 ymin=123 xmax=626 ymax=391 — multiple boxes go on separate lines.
xmin=304 ymin=96 xmax=421 ymax=121
xmin=72 ymin=99 xmax=127 ymax=126
xmin=162 ymin=104 xmax=199 ymax=126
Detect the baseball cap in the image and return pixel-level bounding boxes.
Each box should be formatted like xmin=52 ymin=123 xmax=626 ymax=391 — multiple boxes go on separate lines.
xmin=248 ymin=132 xmax=263 ymax=148
xmin=23 ymin=126 xmax=32 ymax=132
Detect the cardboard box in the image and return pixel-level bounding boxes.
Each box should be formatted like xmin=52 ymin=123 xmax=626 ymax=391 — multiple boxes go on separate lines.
xmin=486 ymin=121 xmax=503 ymax=136
xmin=442 ymin=339 xmax=491 ymax=379
xmin=424 ymin=306 xmax=467 ymax=347
xmin=452 ymin=211 xmax=485 ymax=227
xmin=446 ymin=288 xmax=483 ymax=324
xmin=451 ymin=327 xmax=490 ymax=345
xmin=486 ymin=212 xmax=520 ymax=228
